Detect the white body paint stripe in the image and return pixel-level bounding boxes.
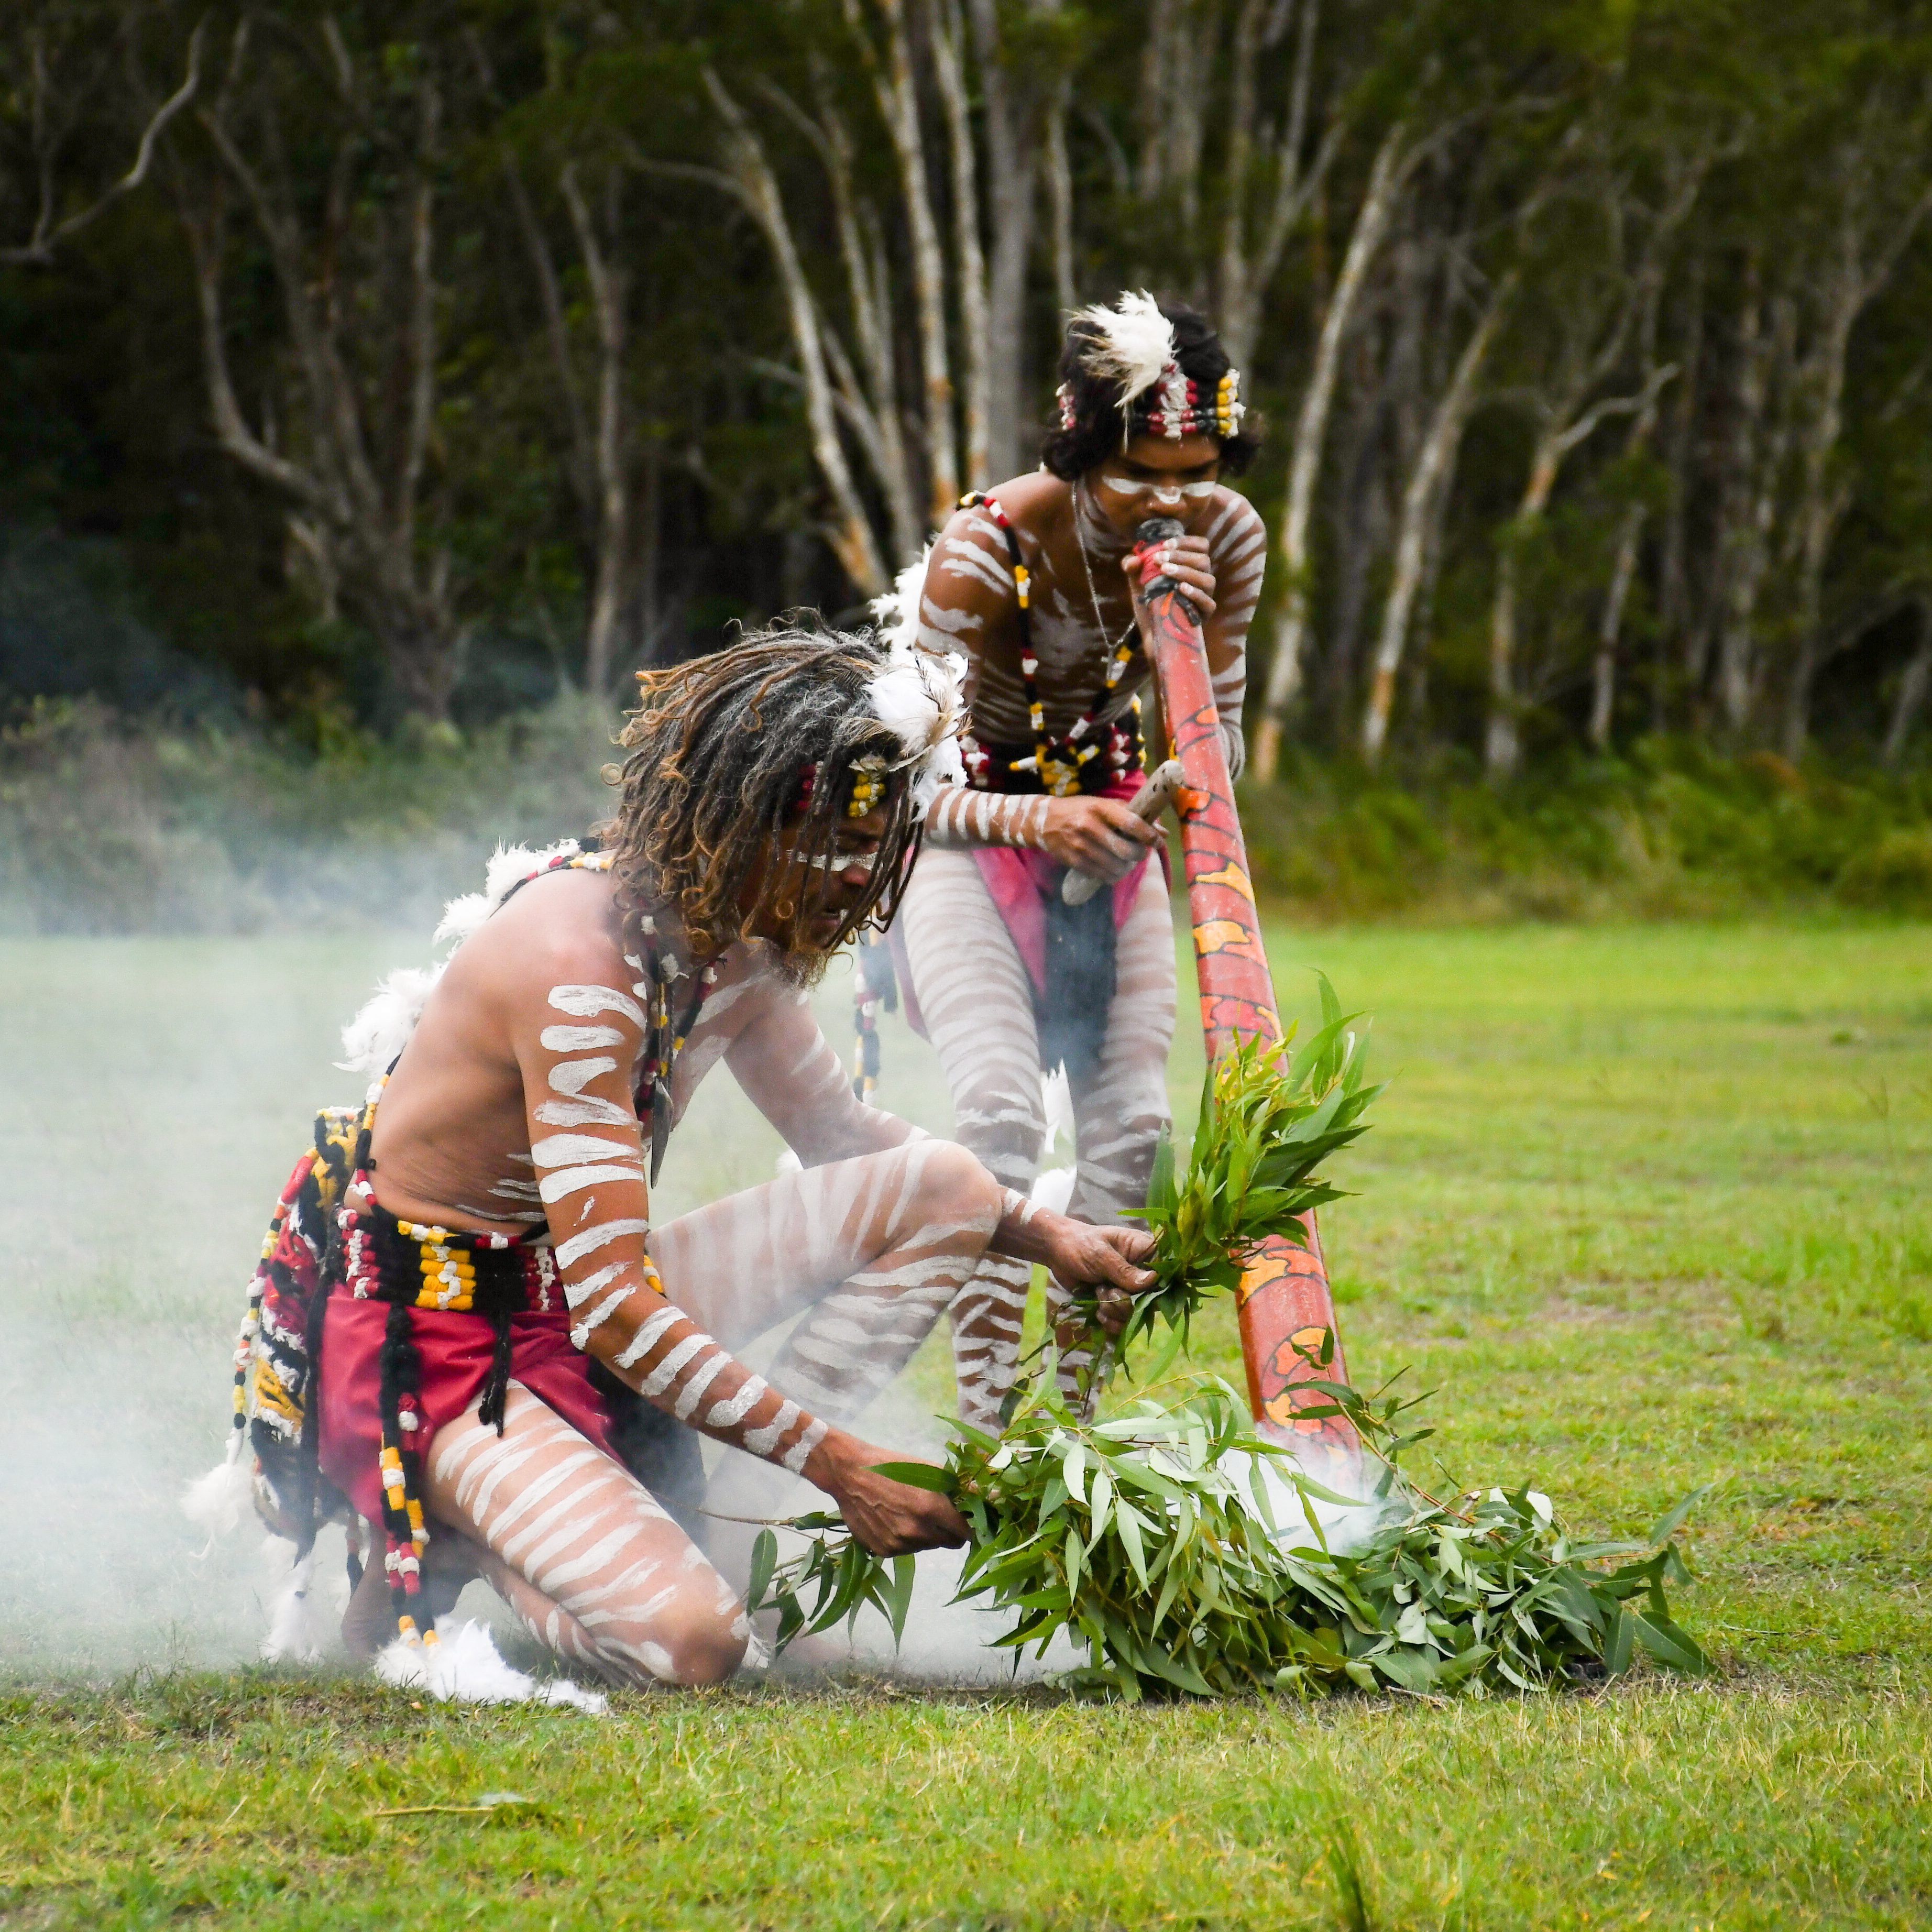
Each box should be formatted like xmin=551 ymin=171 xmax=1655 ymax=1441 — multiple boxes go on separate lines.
xmin=539 ymin=1164 xmax=643 ymax=1204
xmin=638 ymin=1334 xmax=714 ymax=1397
xmin=569 ymin=1289 xmax=633 ymax=1349
xmin=531 ymin=1133 xmax=643 ymax=1169
xmin=541 ymin=1024 xmax=627 ymax=1051
xmin=562 ymin=1260 xmax=627 ymax=1311
xmin=534 ymin=1097 xmax=633 ymax=1128
xmin=549 ymin=1057 xmax=617 ymax=1096
xmin=555 ymin=1218 xmax=651 ymax=1269
xmin=548 ymin=984 xmax=646 ymax=1027
xmin=612 ymin=1303 xmax=683 ymax=1369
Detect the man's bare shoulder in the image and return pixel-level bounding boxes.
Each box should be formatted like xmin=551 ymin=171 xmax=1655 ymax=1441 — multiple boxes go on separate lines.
xmin=444 ymin=866 xmax=637 ymax=1030
xmin=1202 ymin=485 xmax=1266 ymax=552
xmin=987 ymin=469 xmax=1071 ymax=535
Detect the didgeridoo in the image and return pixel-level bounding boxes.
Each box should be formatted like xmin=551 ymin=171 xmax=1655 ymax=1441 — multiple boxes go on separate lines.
xmin=1134 ymin=514 xmax=1357 ymax=1465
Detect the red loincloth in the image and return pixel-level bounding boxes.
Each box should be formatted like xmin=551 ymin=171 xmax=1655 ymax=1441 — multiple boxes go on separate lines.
xmin=316 ymin=1291 xmax=621 ymax=1524
xmin=893 ymin=769 xmax=1166 ymax=1037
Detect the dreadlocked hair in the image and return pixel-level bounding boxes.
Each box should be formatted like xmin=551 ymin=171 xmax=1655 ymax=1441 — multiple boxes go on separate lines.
xmin=1042 ymin=297 xmax=1261 ymax=481
xmin=603 ymin=622 xmax=923 ymax=975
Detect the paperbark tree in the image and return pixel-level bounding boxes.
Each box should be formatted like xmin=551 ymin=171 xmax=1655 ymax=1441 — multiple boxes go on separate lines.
xmin=2 ymin=2 xmax=203 ymax=268
xmin=174 ymin=15 xmax=469 ymax=718
xmin=1250 ymin=120 xmax=1409 ymax=783
xmin=1777 ymin=127 xmax=1932 ymax=758
xmin=669 ymin=68 xmax=893 ymax=595
xmin=1883 ymin=595 xmax=1932 ymax=766
xmin=1360 ymin=274 xmax=1513 ymax=765
xmin=1211 ymin=0 xmax=1343 ymax=371
xmin=1481 ymin=141 xmax=1696 ymax=780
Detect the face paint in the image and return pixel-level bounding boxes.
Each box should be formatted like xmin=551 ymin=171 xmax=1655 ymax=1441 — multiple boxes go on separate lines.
xmin=1099 ymin=473 xmax=1217 ymax=505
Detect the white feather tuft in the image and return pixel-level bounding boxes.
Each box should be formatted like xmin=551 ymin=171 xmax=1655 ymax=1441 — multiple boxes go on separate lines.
xmin=1071 ymin=290 xmax=1176 ymax=414
xmin=865 ymin=636 xmax=968 ymax=808
xmin=341 ymin=839 xmax=585 ymax=1074
xmin=261 ymin=1547 xmax=335 ymax=1663
xmin=181 ymin=1439 xmax=255 ymax=1541
xmin=338 ymin=964 xmax=443 ymax=1074
xmin=869 ymin=544 xmax=934 ymax=655
xmin=1029 ymin=1165 xmax=1077 ymax=1217
xmin=375 ymin=1618 xmax=608 ymax=1713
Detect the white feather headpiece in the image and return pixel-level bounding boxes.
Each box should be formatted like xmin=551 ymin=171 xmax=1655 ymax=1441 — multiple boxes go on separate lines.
xmin=1071 ymin=289 xmax=1177 ymax=418
xmin=864 ymin=634 xmax=967 ymax=809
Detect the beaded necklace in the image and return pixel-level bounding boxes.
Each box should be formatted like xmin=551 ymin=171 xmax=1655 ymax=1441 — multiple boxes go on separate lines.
xmin=960 ymin=490 xmax=1142 ymax=798
xmin=499 ymin=844 xmax=716 ymax=1183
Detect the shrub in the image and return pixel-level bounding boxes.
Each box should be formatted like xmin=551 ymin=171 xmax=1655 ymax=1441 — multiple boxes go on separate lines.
xmin=1835 ymin=829 xmax=1932 ymax=915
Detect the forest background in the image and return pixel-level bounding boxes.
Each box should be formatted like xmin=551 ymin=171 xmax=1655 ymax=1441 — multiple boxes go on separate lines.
xmin=5 ymin=0 xmax=1932 ymax=931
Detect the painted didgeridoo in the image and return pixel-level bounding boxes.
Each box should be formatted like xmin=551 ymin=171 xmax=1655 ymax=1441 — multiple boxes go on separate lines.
xmin=1134 ymin=516 xmax=1357 ymax=1465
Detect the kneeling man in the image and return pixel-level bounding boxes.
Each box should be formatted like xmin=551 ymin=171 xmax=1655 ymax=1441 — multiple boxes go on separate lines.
xmin=235 ymin=625 xmax=1152 ymax=1690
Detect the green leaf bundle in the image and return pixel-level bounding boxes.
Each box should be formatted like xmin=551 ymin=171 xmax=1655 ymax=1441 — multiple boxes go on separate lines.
xmin=748 ymin=1374 xmax=1707 ymax=1699
xmin=1095 ymin=973 xmax=1384 ymax=1358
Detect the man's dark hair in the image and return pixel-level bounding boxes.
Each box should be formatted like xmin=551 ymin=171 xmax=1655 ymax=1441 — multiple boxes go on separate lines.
xmin=1041 ymin=298 xmax=1261 ymax=482
xmin=603 ymin=623 xmax=920 ymax=972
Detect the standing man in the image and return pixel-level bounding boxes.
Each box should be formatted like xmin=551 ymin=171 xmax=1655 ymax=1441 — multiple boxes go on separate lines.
xmin=891 ymin=293 xmax=1267 ymax=1429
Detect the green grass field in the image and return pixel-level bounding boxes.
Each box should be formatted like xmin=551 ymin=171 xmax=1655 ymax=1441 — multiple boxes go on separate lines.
xmin=3 ymin=919 xmax=1929 ymax=1929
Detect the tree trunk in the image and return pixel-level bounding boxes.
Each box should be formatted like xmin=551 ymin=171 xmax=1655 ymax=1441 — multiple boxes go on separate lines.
xmin=1484 ymin=434 xmax=1563 ymax=783
xmin=1780 ymin=165 xmax=1932 ymax=759
xmin=1362 ymin=279 xmax=1510 ymax=764
xmin=560 ymin=163 xmax=632 ymax=698
xmin=853 ymin=0 xmax=957 ymax=528
xmin=1883 ymin=598 xmax=1932 ymax=767
xmin=1251 ymin=120 xmax=1408 ymax=782
xmin=1588 ymin=505 xmax=1642 ymax=752
xmin=1716 ymin=293 xmax=1794 ymax=743
xmin=933 ymin=0 xmax=992 ymax=491
xmin=970 ymin=0 xmax=1046 ymax=483
xmin=180 ymin=22 xmax=465 ymax=718
xmin=701 ymin=71 xmax=888 ymax=595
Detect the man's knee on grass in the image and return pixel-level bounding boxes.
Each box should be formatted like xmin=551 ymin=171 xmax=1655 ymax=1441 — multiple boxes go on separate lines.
xmin=594 ymin=1563 xmax=749 ymax=1688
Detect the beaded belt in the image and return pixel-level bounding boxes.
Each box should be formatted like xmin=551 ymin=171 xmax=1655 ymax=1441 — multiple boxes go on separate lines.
xmin=335 ymin=1194 xmax=559 ymax=1642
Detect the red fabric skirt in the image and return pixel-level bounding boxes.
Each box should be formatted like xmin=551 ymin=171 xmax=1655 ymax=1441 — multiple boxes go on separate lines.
xmin=316 ymin=1290 xmax=620 ymax=1524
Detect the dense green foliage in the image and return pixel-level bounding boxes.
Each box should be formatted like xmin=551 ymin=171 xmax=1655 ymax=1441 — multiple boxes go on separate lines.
xmin=3 ymin=693 xmax=1927 ymax=933
xmin=5 ymin=0 xmax=1932 ymax=772
xmin=754 ymin=1373 xmax=1707 ymax=1701
xmin=1113 ymin=982 xmax=1380 ymax=1353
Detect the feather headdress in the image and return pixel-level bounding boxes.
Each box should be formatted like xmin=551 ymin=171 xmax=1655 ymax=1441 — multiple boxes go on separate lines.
xmin=1070 ymin=289 xmax=1178 ymax=418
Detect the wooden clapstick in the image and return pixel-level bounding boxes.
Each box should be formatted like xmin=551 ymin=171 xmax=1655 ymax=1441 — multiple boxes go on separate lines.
xmin=1132 ymin=515 xmax=1357 ymax=1463
xmin=1060 ymin=759 xmax=1185 ymax=906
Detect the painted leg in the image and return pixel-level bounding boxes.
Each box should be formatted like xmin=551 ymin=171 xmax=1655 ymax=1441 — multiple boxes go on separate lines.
xmin=425 ymin=1381 xmax=746 ymax=1689
xmin=1058 ymin=861 xmax=1179 ymax=1397
xmin=898 ymin=847 xmax=1049 ymax=1427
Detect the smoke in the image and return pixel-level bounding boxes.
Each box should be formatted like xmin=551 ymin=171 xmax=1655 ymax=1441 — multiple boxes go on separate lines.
xmin=0 ymin=929 xmax=398 ymax=1680
xmin=0 ymin=910 xmax=1211 ymax=1693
